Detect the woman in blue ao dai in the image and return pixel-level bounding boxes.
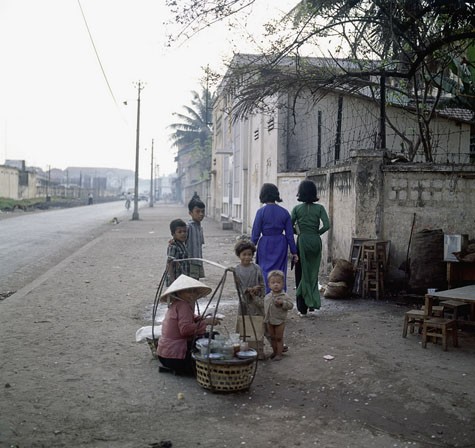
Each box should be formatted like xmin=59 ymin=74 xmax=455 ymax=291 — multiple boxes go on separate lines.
xmin=251 ymin=183 xmax=298 ymax=293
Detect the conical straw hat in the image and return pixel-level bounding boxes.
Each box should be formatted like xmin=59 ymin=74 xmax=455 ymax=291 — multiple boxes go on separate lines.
xmin=160 ymin=275 xmax=212 ymax=302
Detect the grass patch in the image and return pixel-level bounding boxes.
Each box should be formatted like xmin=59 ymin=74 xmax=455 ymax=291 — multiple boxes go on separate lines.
xmin=0 ymin=196 xmax=81 ymax=211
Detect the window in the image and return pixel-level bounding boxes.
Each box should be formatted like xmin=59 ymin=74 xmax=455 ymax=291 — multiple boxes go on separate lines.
xmin=267 ymin=116 xmax=274 ymax=132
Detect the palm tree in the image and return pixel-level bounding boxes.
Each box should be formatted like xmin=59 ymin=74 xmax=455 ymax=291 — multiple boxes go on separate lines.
xmin=169 ymin=88 xmax=214 ymax=177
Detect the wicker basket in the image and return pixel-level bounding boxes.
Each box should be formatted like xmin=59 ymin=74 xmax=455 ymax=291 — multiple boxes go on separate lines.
xmin=194 ymin=357 xmax=257 ymax=392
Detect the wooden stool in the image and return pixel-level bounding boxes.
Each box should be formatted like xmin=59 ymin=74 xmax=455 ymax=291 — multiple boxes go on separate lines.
xmin=402 ymin=309 xmax=426 ymax=337
xmin=402 ymin=306 xmax=444 ymax=338
xmin=440 ymin=300 xmax=470 ymax=321
xmin=422 ymin=317 xmax=458 ymax=351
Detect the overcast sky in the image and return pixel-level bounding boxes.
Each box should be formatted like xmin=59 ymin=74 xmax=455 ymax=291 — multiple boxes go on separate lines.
xmin=0 ymin=0 xmax=296 ymax=177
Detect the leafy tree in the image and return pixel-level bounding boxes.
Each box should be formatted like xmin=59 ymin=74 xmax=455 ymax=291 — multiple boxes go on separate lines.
xmin=438 ymin=43 xmax=475 ymax=110
xmin=166 ymin=0 xmax=475 ymax=162
xmin=169 ymin=87 xmax=215 ymax=177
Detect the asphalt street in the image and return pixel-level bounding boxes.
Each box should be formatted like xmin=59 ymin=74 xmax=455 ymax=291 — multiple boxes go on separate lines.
xmin=0 ymin=200 xmax=145 ymax=293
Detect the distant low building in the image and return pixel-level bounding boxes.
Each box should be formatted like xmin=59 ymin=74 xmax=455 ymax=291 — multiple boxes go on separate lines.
xmin=0 ymin=160 xmax=37 ymax=200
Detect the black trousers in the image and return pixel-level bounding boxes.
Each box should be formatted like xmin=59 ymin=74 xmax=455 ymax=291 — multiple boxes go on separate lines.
xmin=157 ymin=332 xmax=218 ymax=375
xmin=158 ymin=339 xmax=195 ymax=375
xmin=294 ymin=249 xmax=308 ymax=314
xmin=158 ymin=354 xmax=195 ymax=375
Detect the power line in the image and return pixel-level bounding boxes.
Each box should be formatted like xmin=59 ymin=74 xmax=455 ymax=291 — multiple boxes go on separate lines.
xmin=77 ymin=0 xmax=120 ymax=108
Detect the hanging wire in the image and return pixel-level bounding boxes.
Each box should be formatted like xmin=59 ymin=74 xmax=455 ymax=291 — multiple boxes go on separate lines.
xmin=77 ymin=0 xmax=121 ymax=108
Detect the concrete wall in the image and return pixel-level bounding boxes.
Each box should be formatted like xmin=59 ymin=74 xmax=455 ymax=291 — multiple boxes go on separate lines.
xmin=295 ymin=164 xmax=358 ymax=275
xmin=0 ymin=166 xmax=19 ymax=199
xmin=302 ymin=154 xmax=475 ymax=280
xmin=18 ymin=172 xmax=37 ymax=199
xmin=382 ymin=163 xmax=475 ymax=278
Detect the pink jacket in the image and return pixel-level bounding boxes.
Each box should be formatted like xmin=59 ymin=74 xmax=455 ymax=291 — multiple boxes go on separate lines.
xmin=157 ymin=299 xmax=207 ymax=359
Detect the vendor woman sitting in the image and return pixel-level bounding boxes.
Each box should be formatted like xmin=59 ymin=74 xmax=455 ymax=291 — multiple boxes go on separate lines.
xmin=157 ymin=275 xmax=220 ymax=375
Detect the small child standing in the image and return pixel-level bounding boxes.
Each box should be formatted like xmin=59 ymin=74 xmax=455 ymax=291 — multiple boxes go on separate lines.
xmin=186 ymin=197 xmax=206 ymax=280
xmin=166 ymin=219 xmax=190 ymax=286
xmin=234 ymin=239 xmax=265 ymax=315
xmin=264 ymin=270 xmax=294 ymax=361
xmin=234 ymin=239 xmax=266 ymax=359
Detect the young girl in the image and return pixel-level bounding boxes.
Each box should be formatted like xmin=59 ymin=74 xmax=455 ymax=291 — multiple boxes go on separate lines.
xmin=234 ymin=239 xmax=265 ymax=315
xmin=234 ymin=239 xmax=266 ymax=360
xmin=264 ymin=270 xmax=294 ymax=361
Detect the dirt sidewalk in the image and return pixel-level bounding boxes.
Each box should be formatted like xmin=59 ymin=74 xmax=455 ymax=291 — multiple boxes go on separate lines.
xmin=1 ymin=204 xmax=474 ymax=448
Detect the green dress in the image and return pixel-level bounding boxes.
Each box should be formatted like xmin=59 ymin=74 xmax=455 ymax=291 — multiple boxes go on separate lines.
xmin=291 ymin=203 xmax=330 ymax=310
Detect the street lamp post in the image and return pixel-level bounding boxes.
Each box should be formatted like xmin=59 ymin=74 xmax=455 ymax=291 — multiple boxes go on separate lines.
xmin=132 ymin=81 xmax=144 ymax=221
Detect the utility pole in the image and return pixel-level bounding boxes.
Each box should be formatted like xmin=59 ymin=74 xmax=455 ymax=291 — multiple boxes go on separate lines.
xmin=149 ymin=138 xmax=154 ymax=207
xmin=132 ymin=81 xmax=144 ymax=221
xmin=155 ymin=163 xmax=160 ymax=202
xmin=46 ymin=165 xmax=51 ymax=202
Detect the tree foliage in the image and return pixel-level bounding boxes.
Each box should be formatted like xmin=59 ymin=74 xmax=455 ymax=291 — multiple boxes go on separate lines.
xmin=168 ymin=87 xmax=215 ymax=177
xmin=439 ymin=42 xmax=475 ymax=110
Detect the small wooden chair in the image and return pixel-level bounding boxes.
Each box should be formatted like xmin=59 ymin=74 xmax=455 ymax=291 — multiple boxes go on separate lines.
xmin=402 ymin=309 xmax=426 ymax=337
xmin=422 ymin=317 xmax=458 ymax=351
xmin=402 ymin=305 xmax=444 ymax=338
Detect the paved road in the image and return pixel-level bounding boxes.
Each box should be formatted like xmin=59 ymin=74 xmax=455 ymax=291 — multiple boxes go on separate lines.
xmin=0 ymin=201 xmax=145 ymax=294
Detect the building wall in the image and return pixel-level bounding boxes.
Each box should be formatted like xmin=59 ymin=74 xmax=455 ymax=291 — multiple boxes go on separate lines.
xmin=0 ymin=166 xmax=19 ymax=199
xmin=211 ymin=94 xmax=229 ymax=221
xmin=18 ymin=172 xmax=37 ymax=199
xmin=246 ymin=113 xmax=280 ymax=234
xmin=286 ymin=91 xmax=471 ymax=169
xmin=384 ymin=108 xmax=472 ymax=164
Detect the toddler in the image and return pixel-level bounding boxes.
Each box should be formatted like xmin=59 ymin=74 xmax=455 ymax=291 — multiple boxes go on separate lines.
xmin=264 ymin=270 xmax=294 ymax=361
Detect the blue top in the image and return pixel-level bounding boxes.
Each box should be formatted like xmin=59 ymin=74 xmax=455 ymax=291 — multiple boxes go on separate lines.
xmin=251 ymin=204 xmax=297 ymax=292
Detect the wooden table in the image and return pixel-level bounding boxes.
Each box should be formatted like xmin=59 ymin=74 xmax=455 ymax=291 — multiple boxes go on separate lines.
xmin=425 ymin=285 xmax=475 ymax=322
